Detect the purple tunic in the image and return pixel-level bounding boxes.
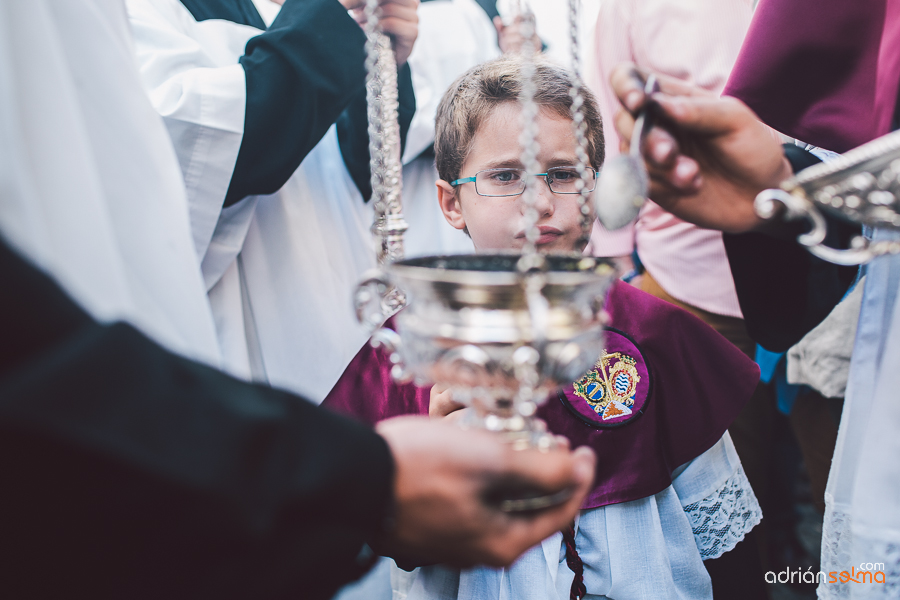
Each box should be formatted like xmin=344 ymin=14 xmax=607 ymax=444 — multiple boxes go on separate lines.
xmin=723 ymin=0 xmax=900 ymax=153
xmin=323 ymin=281 xmax=759 ymax=509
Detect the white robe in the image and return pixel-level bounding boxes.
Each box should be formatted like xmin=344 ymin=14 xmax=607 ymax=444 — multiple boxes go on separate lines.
xmin=0 ymin=0 xmax=220 ymax=366
xmin=126 ymin=0 xmax=377 ymax=400
xmin=400 ymin=0 xmax=499 ymax=258
xmin=394 ymin=434 xmax=761 ymax=600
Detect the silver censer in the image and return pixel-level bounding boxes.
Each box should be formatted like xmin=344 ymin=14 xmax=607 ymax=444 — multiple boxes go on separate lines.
xmin=357 ymin=0 xmax=611 ymax=509
xmin=355 ymin=255 xmax=616 ymax=451
xmin=756 ymin=130 xmax=900 ymax=265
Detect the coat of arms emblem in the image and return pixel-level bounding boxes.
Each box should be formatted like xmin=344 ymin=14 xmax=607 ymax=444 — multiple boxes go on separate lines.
xmin=573 ymin=351 xmax=641 ymax=421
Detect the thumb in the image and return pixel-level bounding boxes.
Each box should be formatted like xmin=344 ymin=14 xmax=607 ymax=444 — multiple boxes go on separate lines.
xmin=652 ymin=93 xmax=750 ymax=136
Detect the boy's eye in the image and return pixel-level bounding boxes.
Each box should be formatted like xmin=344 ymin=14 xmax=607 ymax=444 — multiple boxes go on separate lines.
xmin=486 ymin=170 xmax=522 ymax=184
xmin=549 ymin=168 xmax=579 ymax=182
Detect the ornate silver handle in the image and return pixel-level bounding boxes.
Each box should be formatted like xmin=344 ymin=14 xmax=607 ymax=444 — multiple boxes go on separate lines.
xmin=370 ymin=327 xmax=411 ymax=382
xmin=754 ymin=188 xmax=880 ymax=266
xmin=354 ymin=270 xmax=394 ymax=331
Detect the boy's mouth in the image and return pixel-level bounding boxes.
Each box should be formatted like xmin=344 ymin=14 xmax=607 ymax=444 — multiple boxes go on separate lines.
xmin=516 ymin=225 xmax=564 ymax=246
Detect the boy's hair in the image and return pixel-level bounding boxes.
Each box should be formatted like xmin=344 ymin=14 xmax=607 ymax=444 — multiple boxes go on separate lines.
xmin=434 ymin=55 xmax=605 ymax=185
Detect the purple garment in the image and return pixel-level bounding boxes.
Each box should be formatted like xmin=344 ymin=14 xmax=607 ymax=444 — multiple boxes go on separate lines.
xmin=323 ymin=281 xmax=759 ymax=509
xmin=724 ymin=0 xmax=900 ymax=153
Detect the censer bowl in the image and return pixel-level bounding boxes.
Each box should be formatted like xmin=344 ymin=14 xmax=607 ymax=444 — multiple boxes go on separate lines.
xmin=355 ymin=253 xmax=617 ymax=450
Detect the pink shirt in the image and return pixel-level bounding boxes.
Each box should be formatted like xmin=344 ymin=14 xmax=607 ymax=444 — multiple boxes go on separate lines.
xmin=586 ymin=0 xmax=753 ymax=318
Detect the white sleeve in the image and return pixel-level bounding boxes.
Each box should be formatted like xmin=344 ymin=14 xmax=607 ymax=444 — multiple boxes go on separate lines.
xmin=673 ymin=432 xmax=763 ymax=560
xmin=125 ymin=0 xmax=260 ymax=260
xmin=403 ymin=0 xmax=501 ymax=163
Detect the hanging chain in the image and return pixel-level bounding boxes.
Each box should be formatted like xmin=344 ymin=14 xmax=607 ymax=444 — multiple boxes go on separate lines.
xmin=515 ymin=2 xmax=546 ymax=273
xmin=364 ymin=0 xmax=407 ymax=265
xmin=567 ymin=0 xmax=594 ymax=249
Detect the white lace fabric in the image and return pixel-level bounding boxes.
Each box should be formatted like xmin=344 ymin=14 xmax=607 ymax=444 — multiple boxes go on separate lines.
xmin=683 ymin=465 xmax=762 ymax=560
xmin=820 ymin=498 xmax=853 ymax=599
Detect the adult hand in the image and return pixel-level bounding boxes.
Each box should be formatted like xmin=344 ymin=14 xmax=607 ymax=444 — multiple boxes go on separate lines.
xmin=609 ymin=63 xmax=793 ymax=234
xmin=375 ymin=416 xmax=595 ymax=567
xmin=345 ymin=0 xmax=419 ymax=66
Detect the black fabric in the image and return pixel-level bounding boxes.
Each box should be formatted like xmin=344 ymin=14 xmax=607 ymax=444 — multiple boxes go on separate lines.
xmin=473 ymin=0 xmax=500 ymax=21
xmin=337 ymin=63 xmax=417 ymax=201
xmin=178 ymin=0 xmax=266 ymax=29
xmin=782 ymin=143 xmax=828 ymax=173
xmin=703 ymin=529 xmax=768 ymax=600
xmin=225 ymin=0 xmax=369 ymax=205
xmin=0 ymin=237 xmax=395 ymax=600
xmin=723 ymin=144 xmax=860 ymax=352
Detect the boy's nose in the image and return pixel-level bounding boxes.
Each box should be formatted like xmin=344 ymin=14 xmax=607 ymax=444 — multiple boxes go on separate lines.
xmin=530 ymin=178 xmax=556 ymax=217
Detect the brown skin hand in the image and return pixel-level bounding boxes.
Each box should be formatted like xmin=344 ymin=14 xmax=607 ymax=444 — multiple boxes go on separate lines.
xmin=609 ymin=62 xmax=793 ymax=235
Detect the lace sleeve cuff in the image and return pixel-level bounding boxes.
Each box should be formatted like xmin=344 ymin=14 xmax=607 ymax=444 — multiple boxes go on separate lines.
xmin=683 ymin=465 xmax=763 ymax=560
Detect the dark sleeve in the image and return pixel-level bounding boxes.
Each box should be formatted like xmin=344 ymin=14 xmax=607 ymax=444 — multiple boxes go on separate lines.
xmin=0 ymin=238 xmax=394 ymax=600
xmin=224 ymin=0 xmax=368 ymax=206
xmin=722 ymin=144 xmax=861 ymax=352
xmin=337 ymin=64 xmax=417 ymax=201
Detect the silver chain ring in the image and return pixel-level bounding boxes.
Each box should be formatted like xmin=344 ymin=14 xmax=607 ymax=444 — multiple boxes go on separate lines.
xmin=567 ymin=0 xmax=595 ymax=248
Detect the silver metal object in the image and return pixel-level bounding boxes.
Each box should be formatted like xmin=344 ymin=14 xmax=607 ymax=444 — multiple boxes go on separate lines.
xmin=358 ymin=0 xmax=611 ymax=511
xmin=567 ymin=0 xmax=595 ymax=247
xmin=755 ymin=130 xmax=900 ymax=265
xmin=593 ymin=75 xmax=659 ymax=231
xmin=354 ymin=254 xmax=617 ymax=450
xmin=364 ymin=0 xmax=407 ymax=265
xmin=513 ymin=3 xmax=544 ymax=263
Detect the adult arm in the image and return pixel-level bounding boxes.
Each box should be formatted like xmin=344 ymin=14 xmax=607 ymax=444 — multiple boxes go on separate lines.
xmin=234 ymin=0 xmax=418 ymax=204
xmin=0 ymin=235 xmax=394 ymax=600
xmin=0 ymin=235 xmax=595 ymax=597
xmin=127 ymin=0 xmax=416 ymax=260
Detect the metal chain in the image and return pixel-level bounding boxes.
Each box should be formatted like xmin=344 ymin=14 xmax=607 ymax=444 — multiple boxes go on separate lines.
xmin=364 ymin=0 xmax=407 ymax=265
xmin=515 ymin=3 xmax=546 ymax=273
xmin=567 ymin=0 xmax=594 ymax=249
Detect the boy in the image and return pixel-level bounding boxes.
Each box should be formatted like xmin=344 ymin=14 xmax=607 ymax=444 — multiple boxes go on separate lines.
xmin=325 ymin=56 xmax=766 ymax=600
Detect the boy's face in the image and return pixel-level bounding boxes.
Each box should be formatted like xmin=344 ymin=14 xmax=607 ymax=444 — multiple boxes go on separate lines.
xmin=437 ymin=103 xmax=591 ymax=253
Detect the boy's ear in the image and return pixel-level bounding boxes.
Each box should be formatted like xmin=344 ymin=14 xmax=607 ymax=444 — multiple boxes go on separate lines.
xmin=437 ymin=179 xmax=466 ymax=231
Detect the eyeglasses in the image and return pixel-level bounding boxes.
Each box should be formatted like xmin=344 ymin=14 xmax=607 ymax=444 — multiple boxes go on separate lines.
xmin=450 ymin=167 xmax=598 ymax=197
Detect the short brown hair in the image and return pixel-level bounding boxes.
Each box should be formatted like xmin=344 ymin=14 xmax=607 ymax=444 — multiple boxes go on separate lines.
xmin=434 ymin=55 xmax=605 ymax=185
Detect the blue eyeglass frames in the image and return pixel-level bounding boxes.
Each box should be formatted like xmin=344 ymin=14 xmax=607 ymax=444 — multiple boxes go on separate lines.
xmin=450 ymin=166 xmax=598 ymax=197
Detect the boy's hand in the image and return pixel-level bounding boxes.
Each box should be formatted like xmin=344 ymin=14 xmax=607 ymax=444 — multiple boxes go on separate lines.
xmin=429 ymin=384 xmax=466 ymax=419
xmin=346 ymin=0 xmax=419 ymax=65
xmin=609 ymin=63 xmax=793 ymax=234
xmin=375 ymin=416 xmax=595 ymax=567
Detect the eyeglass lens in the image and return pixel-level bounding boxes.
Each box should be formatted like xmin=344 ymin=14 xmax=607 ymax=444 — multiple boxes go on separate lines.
xmin=474 ymin=168 xmax=596 ymax=197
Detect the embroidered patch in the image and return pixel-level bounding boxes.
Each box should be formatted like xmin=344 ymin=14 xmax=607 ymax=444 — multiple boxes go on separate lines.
xmin=560 ymin=328 xmax=650 ymax=428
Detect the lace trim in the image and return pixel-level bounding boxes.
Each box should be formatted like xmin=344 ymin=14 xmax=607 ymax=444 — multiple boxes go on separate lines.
xmin=853 ymin=538 xmax=900 ymax=599
xmin=682 ymin=465 xmax=762 ymax=560
xmin=818 ymin=522 xmax=900 ymax=599
xmin=819 ymin=500 xmax=853 ymax=599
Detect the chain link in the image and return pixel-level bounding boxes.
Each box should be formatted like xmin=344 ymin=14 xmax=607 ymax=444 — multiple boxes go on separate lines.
xmin=567 ymin=0 xmax=594 ymax=249
xmin=364 ymin=0 xmax=407 ymax=265
xmin=514 ymin=3 xmax=546 ymax=273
